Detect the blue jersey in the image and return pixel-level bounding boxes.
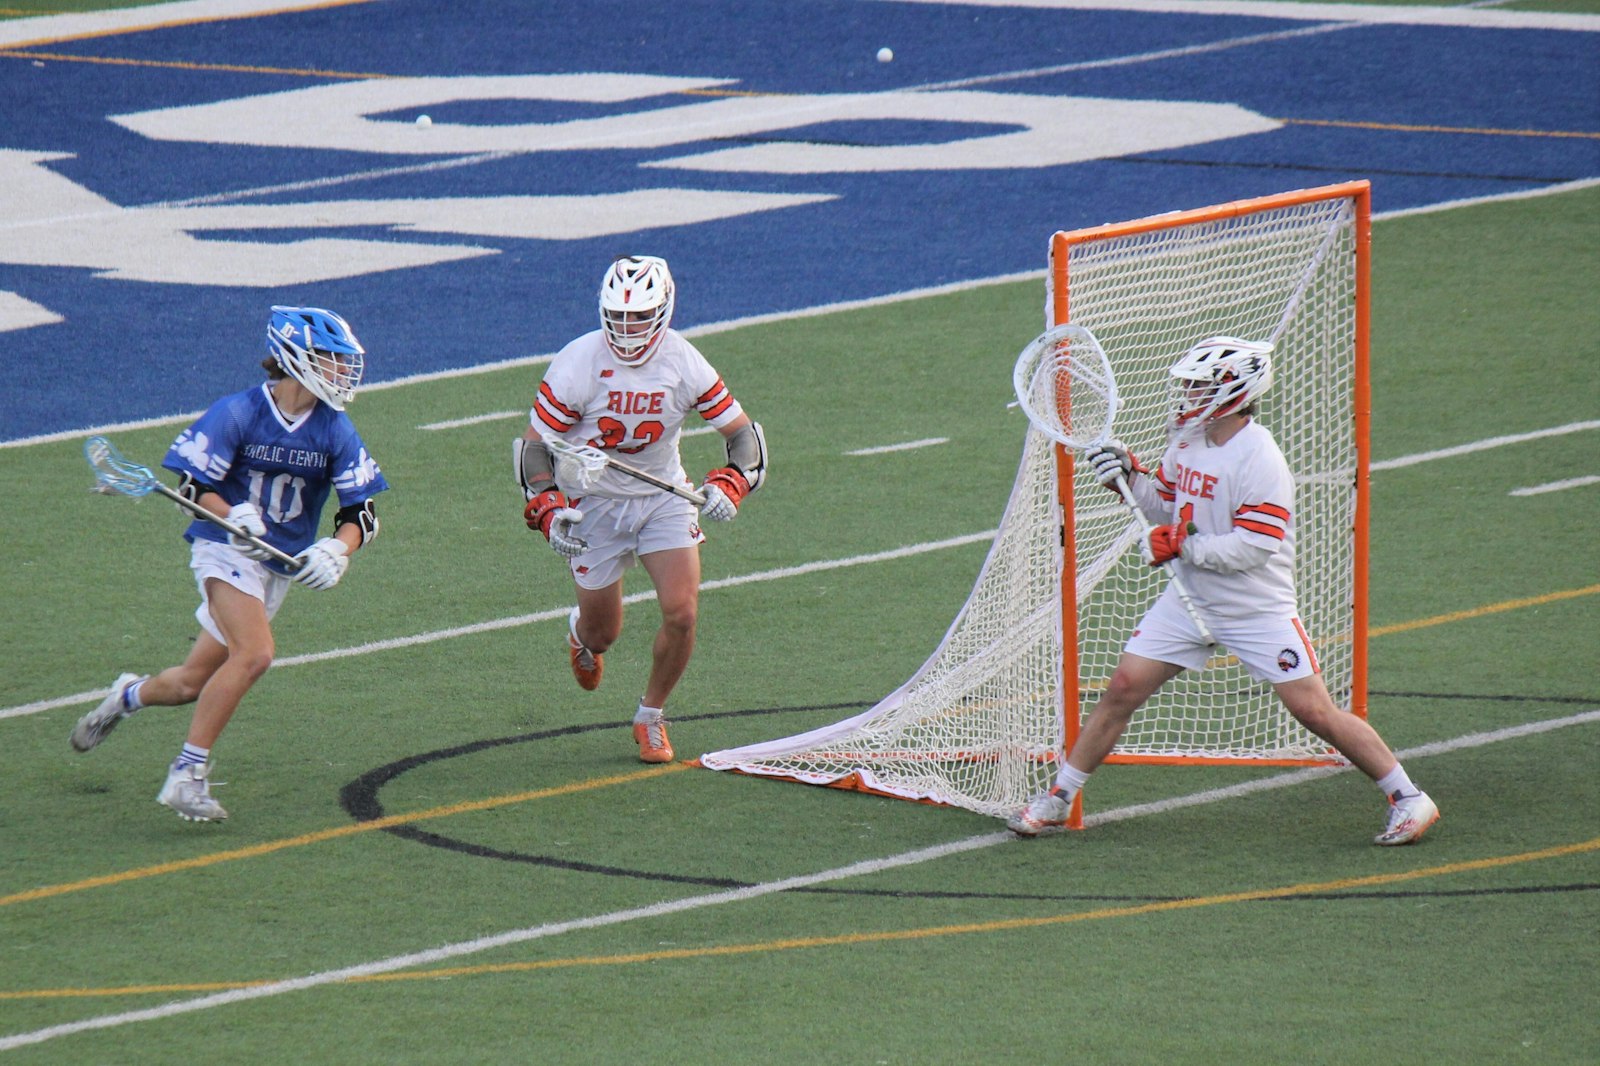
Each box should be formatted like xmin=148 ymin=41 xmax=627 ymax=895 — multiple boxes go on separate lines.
xmin=164 ymin=382 xmax=389 ymax=573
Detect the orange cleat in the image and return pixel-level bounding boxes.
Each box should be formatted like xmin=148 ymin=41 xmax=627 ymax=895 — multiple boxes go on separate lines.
xmin=568 ymin=632 xmax=603 ymax=691
xmin=633 ymin=718 xmax=674 ymax=763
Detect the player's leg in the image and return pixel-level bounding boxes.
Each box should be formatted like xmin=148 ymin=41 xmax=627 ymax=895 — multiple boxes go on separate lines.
xmin=1068 ymin=653 xmax=1185 ymax=773
xmin=184 ymin=577 xmax=275 ymax=749
xmin=568 ymin=579 xmax=622 ymax=691
xmin=156 ymin=578 xmax=273 ymax=822
xmin=1007 ymin=652 xmax=1181 ymax=835
xmin=637 ymin=546 xmax=700 ymax=708
xmin=1273 ymin=674 xmax=1439 ymax=844
xmin=630 ymin=546 xmax=701 ymax=763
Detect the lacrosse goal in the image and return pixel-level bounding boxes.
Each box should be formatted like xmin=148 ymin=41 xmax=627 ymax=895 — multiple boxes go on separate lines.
xmin=699 ymin=182 xmax=1371 ymax=824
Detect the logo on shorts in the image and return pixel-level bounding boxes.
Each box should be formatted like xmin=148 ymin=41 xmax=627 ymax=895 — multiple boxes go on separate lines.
xmin=1277 ymin=648 xmax=1301 ymax=672
xmin=689 ymin=523 xmax=702 ymax=539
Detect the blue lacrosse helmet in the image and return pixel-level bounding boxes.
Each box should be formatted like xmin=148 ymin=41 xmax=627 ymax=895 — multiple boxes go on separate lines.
xmin=266 ymin=306 xmax=365 ymax=410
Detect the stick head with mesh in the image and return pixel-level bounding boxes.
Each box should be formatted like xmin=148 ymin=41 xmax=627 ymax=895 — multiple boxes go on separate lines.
xmin=1012 ymin=323 xmax=1119 ymax=450
xmin=541 ymin=435 xmax=609 ymax=494
xmin=84 ymin=435 xmax=160 ymax=497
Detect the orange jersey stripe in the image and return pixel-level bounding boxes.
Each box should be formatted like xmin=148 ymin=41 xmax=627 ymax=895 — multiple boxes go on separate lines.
xmin=538 ymin=382 xmax=581 ymax=421
xmin=1234 ymin=518 xmax=1287 ymax=540
xmin=694 ymin=378 xmax=728 ymax=407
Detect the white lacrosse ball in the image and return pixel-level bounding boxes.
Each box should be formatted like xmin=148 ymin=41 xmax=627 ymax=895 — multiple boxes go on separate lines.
xmin=415 ymin=114 xmax=432 ymax=127
xmin=877 ymin=47 xmax=894 ymax=63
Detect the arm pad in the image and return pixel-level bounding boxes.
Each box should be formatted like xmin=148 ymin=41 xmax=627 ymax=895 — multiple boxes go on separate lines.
xmin=723 ymin=420 xmax=768 ymax=493
xmin=334 ymin=499 xmax=379 ymax=546
xmin=175 ymin=471 xmax=218 ymax=505
xmin=513 ymin=436 xmax=557 ymax=501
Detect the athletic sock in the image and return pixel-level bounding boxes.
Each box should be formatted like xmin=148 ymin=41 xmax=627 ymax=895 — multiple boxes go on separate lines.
xmin=174 ymin=744 xmax=210 ymax=771
xmin=1052 ymin=763 xmax=1090 ymax=801
xmin=633 ymin=703 xmax=664 ymax=725
xmin=1375 ymin=763 xmax=1420 ymax=800
xmin=122 ymin=679 xmax=146 ymax=713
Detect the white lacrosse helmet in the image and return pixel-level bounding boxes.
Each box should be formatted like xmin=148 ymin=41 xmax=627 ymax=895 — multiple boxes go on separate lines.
xmin=1168 ymin=336 xmax=1274 ymax=427
xmin=267 ymin=306 xmax=365 ymax=411
xmin=599 ymin=255 xmax=674 ymax=366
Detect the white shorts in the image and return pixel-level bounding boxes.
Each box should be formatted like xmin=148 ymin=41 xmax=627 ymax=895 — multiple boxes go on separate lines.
xmin=189 ymin=539 xmax=291 ymax=645
xmin=1126 ymin=587 xmax=1321 ymax=684
xmin=564 ymin=492 xmax=705 ymax=590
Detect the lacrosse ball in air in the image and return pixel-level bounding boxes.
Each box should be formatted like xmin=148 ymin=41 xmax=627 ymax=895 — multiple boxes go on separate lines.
xmin=877 ymin=47 xmax=894 ymax=63
xmin=415 ymin=114 xmax=432 ymax=127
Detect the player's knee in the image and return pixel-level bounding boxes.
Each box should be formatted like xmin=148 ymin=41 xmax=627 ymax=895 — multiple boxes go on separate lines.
xmin=230 ymin=645 xmax=275 ymax=680
xmin=658 ymin=599 xmax=697 ymax=638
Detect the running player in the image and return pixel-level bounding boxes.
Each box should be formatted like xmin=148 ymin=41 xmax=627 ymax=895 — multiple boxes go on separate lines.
xmin=515 ymin=255 xmax=768 ymax=763
xmin=1008 ymin=336 xmax=1439 ymax=845
xmin=71 ymin=306 xmax=389 ymax=822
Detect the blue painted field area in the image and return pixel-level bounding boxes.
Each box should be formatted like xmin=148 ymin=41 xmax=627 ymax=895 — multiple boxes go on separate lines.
xmin=2 ymin=0 xmax=1596 ymax=442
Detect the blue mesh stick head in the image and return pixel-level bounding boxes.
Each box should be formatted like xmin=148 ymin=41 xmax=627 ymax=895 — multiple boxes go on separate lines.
xmin=84 ymin=435 xmax=159 ymax=497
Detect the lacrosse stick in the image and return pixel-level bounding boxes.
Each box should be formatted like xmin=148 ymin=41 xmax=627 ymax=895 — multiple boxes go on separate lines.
xmin=84 ymin=435 xmax=303 ymax=571
xmin=542 ymin=434 xmax=707 ymax=506
xmin=1012 ymin=324 xmax=1215 ymax=644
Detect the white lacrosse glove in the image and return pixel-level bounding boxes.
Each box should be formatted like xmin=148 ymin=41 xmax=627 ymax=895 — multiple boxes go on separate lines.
xmin=698 ymin=467 xmax=750 ymax=523
xmin=699 ymin=483 xmax=738 ymax=522
xmin=226 ymin=502 xmax=274 ymax=561
xmin=525 ymin=489 xmax=588 ymax=558
xmin=548 ymin=508 xmax=587 ymax=558
xmin=1085 ymin=440 xmax=1134 ymax=491
xmin=292 ymin=537 xmax=349 ymax=590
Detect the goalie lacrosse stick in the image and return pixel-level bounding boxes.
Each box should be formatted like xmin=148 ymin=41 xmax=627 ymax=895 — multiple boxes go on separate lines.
xmin=1012 ymin=323 xmax=1215 ymax=644
xmin=542 ymin=434 xmax=707 ymax=506
xmin=84 ymin=435 xmax=303 ymax=571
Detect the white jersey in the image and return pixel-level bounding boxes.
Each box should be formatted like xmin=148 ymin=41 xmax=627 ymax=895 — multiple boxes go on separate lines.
xmin=531 ymin=328 xmax=743 ymax=499
xmin=1131 ymin=419 xmax=1298 ymax=622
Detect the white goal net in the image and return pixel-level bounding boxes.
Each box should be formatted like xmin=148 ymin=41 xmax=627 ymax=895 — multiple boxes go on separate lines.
xmin=700 ymin=184 xmax=1370 ymax=820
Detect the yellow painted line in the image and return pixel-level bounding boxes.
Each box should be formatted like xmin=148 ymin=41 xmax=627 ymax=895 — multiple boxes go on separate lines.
xmin=1280 ymin=117 xmax=1600 ymax=140
xmin=3 ymin=582 xmax=1593 ymax=911
xmin=0 ymin=762 xmax=691 ymax=908
xmin=1371 ymin=583 xmax=1600 ymax=638
xmin=6 ymin=836 xmax=1594 ymax=1001
xmin=0 ymin=48 xmax=389 ymax=78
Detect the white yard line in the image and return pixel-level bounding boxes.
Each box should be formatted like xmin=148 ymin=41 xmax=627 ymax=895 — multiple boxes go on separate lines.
xmin=846 ymin=438 xmax=949 ymax=456
xmin=9 ymin=416 xmax=1599 ymax=721
xmin=3 ymin=707 xmax=1594 ymax=1052
xmin=0 ymin=532 xmax=996 ymax=720
xmin=877 ymin=0 xmax=1600 ymax=32
xmin=1369 ymin=420 xmax=1600 ymax=471
xmin=1509 ymin=475 xmax=1600 ymax=497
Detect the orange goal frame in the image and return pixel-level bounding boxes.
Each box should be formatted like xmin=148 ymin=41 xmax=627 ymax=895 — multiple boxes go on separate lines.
xmin=1049 ymin=182 xmax=1372 ymax=826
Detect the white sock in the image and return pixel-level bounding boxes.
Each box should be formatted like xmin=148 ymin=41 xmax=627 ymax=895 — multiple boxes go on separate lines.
xmin=174 ymin=744 xmax=209 ymax=771
xmin=1052 ymin=762 xmax=1090 ymax=799
xmin=123 ymin=679 xmax=146 ymax=713
xmin=633 ymin=703 xmax=664 ymax=725
xmin=1375 ymin=763 xmax=1420 ymax=799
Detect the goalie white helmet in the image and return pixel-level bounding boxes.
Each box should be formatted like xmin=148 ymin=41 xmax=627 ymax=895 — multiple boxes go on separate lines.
xmin=599 ymin=255 xmax=674 ymax=366
xmin=1168 ymin=336 xmax=1274 ymax=427
xmin=267 ymin=306 xmax=365 ymax=411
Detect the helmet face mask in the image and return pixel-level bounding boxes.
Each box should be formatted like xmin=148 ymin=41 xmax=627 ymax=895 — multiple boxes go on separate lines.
xmin=599 ymin=255 xmax=674 ymax=366
xmin=1167 ymin=336 xmax=1274 ymax=429
xmin=267 ymin=306 xmax=365 ymax=410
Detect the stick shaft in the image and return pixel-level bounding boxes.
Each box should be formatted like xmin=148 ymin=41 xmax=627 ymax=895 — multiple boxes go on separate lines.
xmin=1111 ymin=474 xmax=1215 ymax=645
xmin=151 ymin=484 xmax=302 ymax=569
xmin=599 ymin=456 xmax=707 ymax=506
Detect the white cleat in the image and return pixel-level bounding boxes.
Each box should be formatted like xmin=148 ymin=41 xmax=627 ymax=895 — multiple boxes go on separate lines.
xmin=157 ymin=761 xmax=228 ymax=822
xmin=70 ymin=672 xmax=146 ymax=753
xmin=1374 ymin=790 xmax=1439 ymax=846
xmin=1007 ymin=789 xmax=1072 ymax=836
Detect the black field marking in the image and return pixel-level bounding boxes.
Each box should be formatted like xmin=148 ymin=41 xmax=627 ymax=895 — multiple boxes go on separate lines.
xmin=342 ymin=691 xmax=1596 ymax=887
xmin=340 ymin=701 xmax=871 ymax=885
xmin=1372 ymin=690 xmax=1600 ymax=705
